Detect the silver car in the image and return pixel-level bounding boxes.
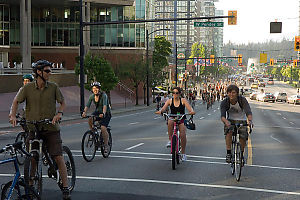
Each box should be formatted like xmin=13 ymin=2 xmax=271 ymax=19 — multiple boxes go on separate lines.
xmin=274 ymin=92 xmax=287 ymax=102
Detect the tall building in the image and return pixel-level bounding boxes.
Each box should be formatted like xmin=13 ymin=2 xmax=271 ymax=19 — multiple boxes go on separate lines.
xmin=194 ymin=0 xmax=223 ymax=57
xmin=154 ymin=0 xmax=195 ymax=58
xmin=0 ymin=0 xmax=152 ymax=69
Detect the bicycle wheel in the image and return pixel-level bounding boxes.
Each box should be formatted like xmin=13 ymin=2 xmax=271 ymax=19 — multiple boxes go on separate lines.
xmin=1 ymin=180 xmax=40 ymax=200
xmin=171 ymin=135 xmax=177 ymax=170
xmin=100 ymin=129 xmax=113 ymax=158
xmin=24 ymin=153 xmax=43 ymax=197
xmin=234 ymin=143 xmax=242 ymax=181
xmin=15 ymin=131 xmax=27 ymax=165
xmin=81 ymin=130 xmax=97 ymax=162
xmin=230 ymin=143 xmax=235 ymax=175
xmin=57 ymin=146 xmax=76 ymax=192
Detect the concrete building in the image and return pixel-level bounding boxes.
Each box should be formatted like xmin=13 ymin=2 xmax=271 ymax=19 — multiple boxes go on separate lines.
xmin=0 ymin=0 xmax=156 ymax=70
xmin=194 ymin=0 xmax=223 ymax=57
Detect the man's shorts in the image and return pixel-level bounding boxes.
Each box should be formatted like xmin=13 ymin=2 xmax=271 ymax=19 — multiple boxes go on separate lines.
xmin=224 ymin=120 xmax=248 ymax=140
xmin=92 ymin=111 xmax=111 ymax=127
xmin=26 ymin=130 xmax=63 ymax=157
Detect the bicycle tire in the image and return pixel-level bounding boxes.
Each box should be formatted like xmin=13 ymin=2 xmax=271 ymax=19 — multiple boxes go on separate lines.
xmin=1 ymin=180 xmax=41 ymax=200
xmin=15 ymin=131 xmax=27 ymax=165
xmin=24 ymin=153 xmax=43 ymax=197
xmin=171 ymin=135 xmax=177 ymax=170
xmin=100 ymin=129 xmax=112 ymax=158
xmin=81 ymin=130 xmax=96 ymax=162
xmin=230 ymin=143 xmax=235 ymax=175
xmin=235 ymin=143 xmax=242 ymax=181
xmin=57 ymin=146 xmax=76 ymax=192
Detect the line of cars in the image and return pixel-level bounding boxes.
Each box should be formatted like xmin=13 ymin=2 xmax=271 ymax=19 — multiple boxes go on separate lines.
xmin=249 ymin=91 xmax=300 ymax=105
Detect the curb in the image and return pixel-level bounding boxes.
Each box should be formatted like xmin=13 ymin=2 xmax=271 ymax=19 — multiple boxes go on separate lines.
xmin=0 ymin=104 xmax=155 ymax=131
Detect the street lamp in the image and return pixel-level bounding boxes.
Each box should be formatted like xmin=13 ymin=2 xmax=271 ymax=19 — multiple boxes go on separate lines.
xmin=146 ymin=28 xmax=170 ymax=106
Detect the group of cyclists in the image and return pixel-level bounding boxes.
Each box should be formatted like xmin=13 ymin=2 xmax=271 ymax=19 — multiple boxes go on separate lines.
xmin=7 ymin=59 xmax=253 ymax=199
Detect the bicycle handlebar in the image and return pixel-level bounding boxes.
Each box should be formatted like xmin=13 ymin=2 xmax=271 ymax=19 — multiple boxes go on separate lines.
xmin=0 ymin=141 xmax=30 ymax=156
xmin=25 ymin=119 xmax=59 ymax=125
xmin=163 ymin=113 xmax=193 ymax=121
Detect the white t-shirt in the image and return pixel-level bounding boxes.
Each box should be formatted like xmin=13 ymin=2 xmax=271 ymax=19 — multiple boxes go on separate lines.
xmin=227 ymin=102 xmax=246 ymax=120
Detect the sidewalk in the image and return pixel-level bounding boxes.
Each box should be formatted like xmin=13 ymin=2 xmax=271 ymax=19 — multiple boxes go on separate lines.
xmin=0 ymin=86 xmax=154 ymax=130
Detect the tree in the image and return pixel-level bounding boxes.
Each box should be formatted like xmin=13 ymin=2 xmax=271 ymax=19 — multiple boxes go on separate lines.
xmin=187 ymin=42 xmax=205 ymax=65
xmin=74 ymin=52 xmax=119 ymax=93
xmin=118 ymin=58 xmax=147 ymax=105
xmin=152 ymin=36 xmax=172 ymax=87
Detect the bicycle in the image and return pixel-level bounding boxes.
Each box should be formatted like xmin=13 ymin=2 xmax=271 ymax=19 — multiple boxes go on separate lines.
xmin=23 ymin=119 xmax=76 ymax=197
xmin=163 ymin=113 xmax=193 ymax=170
xmin=229 ymin=121 xmax=251 ymax=181
xmin=81 ymin=115 xmax=112 ymax=162
xmin=0 ymin=141 xmax=40 ymax=200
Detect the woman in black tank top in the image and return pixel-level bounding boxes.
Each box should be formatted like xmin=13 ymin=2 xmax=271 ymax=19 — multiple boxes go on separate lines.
xmin=155 ymin=87 xmax=196 ymax=161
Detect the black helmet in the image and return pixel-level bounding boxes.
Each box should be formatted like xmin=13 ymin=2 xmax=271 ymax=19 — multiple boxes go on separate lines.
xmin=32 ymin=60 xmax=52 ymax=72
xmin=91 ymin=81 xmax=101 ymax=88
xmin=23 ymin=74 xmax=34 ymax=82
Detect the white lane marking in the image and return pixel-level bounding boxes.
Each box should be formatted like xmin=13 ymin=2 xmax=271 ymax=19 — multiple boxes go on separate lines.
xmin=199 ymin=117 xmax=205 ymax=120
xmin=125 ymin=143 xmax=144 ymax=150
xmin=271 ymin=135 xmax=282 ymax=144
xmin=0 ymin=131 xmax=15 ymax=135
xmin=213 ymin=110 xmax=216 ymax=112
xmin=276 ymin=113 xmax=282 ymax=116
xmin=2 ymin=173 xmax=299 ymax=195
xmin=113 ymin=110 xmax=155 ymax=119
xmin=128 ymin=122 xmax=139 ymax=125
xmin=207 ymin=114 xmax=211 ymax=116
xmin=289 ymin=122 xmax=294 ymax=125
xmin=75 ymin=176 xmax=300 ymax=196
xmin=282 ymin=117 xmax=287 ymax=120
xmin=217 ymin=108 xmax=220 ymax=110
xmin=154 ymin=117 xmax=161 ymax=120
xmin=254 ymin=125 xmax=300 ymax=130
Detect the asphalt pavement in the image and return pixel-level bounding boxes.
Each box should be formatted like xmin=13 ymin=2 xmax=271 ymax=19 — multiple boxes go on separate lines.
xmin=1 ymin=81 xmax=300 ymax=199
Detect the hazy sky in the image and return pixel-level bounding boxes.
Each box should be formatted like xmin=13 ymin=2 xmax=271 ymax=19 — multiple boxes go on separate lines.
xmin=215 ymin=0 xmax=299 ymax=44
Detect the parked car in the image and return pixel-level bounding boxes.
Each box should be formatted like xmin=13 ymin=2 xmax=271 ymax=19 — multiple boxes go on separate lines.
xmin=250 ymin=92 xmax=258 ymax=100
xmin=152 ymin=87 xmax=168 ymax=95
xmin=287 ymin=95 xmax=300 ymax=105
xmin=274 ymin=92 xmax=287 ymax=102
xmin=258 ymin=81 xmax=266 ymax=87
xmin=242 ymin=88 xmax=255 ymax=96
xmin=251 ymin=82 xmax=259 ymax=89
xmin=267 ymin=78 xmax=274 ymax=85
xmin=257 ymin=93 xmax=275 ymax=102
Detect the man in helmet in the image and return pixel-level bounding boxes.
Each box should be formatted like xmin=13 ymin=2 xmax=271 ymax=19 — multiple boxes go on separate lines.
xmin=23 ymin=74 xmax=34 ymax=85
xmin=9 ymin=60 xmax=71 ymax=199
xmin=82 ymin=81 xmax=111 ymax=153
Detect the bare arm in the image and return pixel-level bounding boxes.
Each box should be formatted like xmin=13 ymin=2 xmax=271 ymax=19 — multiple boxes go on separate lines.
xmin=52 ymin=99 xmax=66 ymax=124
xmin=9 ymin=98 xmax=19 ymax=127
xmin=155 ymin=99 xmax=171 ymax=114
xmin=182 ymin=98 xmax=195 ymax=115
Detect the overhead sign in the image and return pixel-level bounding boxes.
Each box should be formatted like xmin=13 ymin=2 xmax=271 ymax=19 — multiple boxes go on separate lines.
xmin=194 ymin=22 xmax=224 ymax=27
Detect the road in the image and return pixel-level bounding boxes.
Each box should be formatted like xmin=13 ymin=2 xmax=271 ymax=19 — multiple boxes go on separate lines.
xmin=1 ymin=81 xmax=300 ymax=199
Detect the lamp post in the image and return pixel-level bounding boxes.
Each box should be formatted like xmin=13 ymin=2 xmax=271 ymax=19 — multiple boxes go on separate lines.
xmin=146 ymin=28 xmax=170 ymax=106
xmin=79 ymin=0 xmax=85 ymax=113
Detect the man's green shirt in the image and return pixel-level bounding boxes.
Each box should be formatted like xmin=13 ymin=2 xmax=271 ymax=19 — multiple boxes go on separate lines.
xmin=16 ymin=81 xmax=64 ymax=131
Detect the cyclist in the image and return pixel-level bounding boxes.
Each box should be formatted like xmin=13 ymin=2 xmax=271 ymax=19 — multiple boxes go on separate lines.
xmin=9 ymin=60 xmax=71 ymax=200
xmin=82 ymin=82 xmax=111 ymax=153
xmin=155 ymin=94 xmax=162 ymax=111
xmin=220 ymin=84 xmax=253 ymax=164
xmin=155 ymin=87 xmax=195 ymax=161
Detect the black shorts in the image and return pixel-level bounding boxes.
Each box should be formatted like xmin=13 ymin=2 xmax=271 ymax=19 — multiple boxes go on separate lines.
xmin=92 ymin=111 xmax=111 ymax=127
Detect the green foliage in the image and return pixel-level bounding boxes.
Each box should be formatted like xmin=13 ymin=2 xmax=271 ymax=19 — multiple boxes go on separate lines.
xmin=152 ymin=36 xmax=172 ymax=86
xmin=187 ymin=43 xmax=205 ymax=65
xmin=74 ymin=52 xmax=119 ymax=92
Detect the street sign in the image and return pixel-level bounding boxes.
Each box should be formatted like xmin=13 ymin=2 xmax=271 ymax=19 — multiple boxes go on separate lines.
xmin=177 ymin=53 xmax=185 ymax=59
xmin=260 ymin=53 xmax=267 ymax=63
xmin=194 ymin=22 xmax=224 ymax=27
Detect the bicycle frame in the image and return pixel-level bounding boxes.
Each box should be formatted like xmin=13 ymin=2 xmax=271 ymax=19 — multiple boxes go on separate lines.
xmin=171 ymin=121 xmax=180 ymax=155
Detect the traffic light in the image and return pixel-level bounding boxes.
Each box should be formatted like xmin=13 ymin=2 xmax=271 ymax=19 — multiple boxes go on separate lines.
xmin=210 ymin=55 xmax=215 ymax=64
xmin=228 ymin=10 xmax=237 ymax=25
xmin=270 ymin=58 xmax=274 ymax=66
xmin=293 ymin=59 xmax=298 ymax=67
xmin=295 ymin=36 xmax=300 ymax=51
xmin=238 ymin=54 xmax=242 ymax=64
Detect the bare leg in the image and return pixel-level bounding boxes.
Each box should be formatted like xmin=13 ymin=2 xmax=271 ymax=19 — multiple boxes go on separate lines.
xmin=101 ymin=126 xmax=109 ymax=146
xmin=226 ymin=132 xmax=233 ymax=150
xmin=54 ymin=156 xmax=68 ymax=188
xmin=179 ymin=123 xmax=186 ymax=154
xmin=167 ymin=120 xmax=174 ymax=141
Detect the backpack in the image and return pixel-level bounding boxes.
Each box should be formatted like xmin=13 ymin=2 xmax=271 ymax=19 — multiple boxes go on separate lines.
xmin=224 ymin=95 xmax=244 ymax=111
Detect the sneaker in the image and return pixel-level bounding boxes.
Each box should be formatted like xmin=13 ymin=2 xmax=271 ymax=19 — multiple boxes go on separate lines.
xmin=181 ymin=154 xmax=187 ymax=162
xmin=226 ymin=153 xmax=232 ymax=163
xmin=241 ymin=156 xmax=245 ymax=167
xmin=103 ymin=145 xmax=109 ymax=154
xmin=166 ymin=141 xmax=171 ymax=148
xmin=62 ymin=187 xmax=71 ymax=200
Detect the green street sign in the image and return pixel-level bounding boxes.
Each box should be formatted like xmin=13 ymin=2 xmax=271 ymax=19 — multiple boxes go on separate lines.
xmin=194 ymin=22 xmax=224 ymax=27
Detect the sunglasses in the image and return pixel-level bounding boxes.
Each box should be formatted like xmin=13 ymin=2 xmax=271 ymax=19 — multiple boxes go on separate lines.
xmin=43 ymin=69 xmax=52 ymax=73
xmin=173 ymin=92 xmax=179 ymax=94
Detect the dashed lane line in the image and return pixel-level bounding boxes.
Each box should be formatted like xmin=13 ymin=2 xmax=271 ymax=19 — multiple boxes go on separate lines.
xmin=125 ymin=143 xmax=144 ymax=151
xmin=199 ymin=117 xmax=205 ymax=120
xmin=128 ymin=122 xmax=140 ymax=125
xmin=271 ymin=135 xmax=282 ymax=143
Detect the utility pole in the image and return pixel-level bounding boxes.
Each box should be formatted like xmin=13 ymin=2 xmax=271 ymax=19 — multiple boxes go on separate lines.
xmin=175 ymin=44 xmax=178 ymax=86
xmin=79 ymin=0 xmax=85 ymax=113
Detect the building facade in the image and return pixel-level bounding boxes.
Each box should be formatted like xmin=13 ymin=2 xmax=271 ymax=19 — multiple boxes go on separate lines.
xmin=0 ymin=0 xmax=152 ymax=70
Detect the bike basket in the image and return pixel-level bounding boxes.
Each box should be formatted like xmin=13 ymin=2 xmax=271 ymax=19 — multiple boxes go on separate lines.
xmin=185 ymin=118 xmax=196 ymax=130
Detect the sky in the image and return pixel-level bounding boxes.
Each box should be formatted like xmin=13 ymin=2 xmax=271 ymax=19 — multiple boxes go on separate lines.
xmin=215 ymin=0 xmax=299 ymax=44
